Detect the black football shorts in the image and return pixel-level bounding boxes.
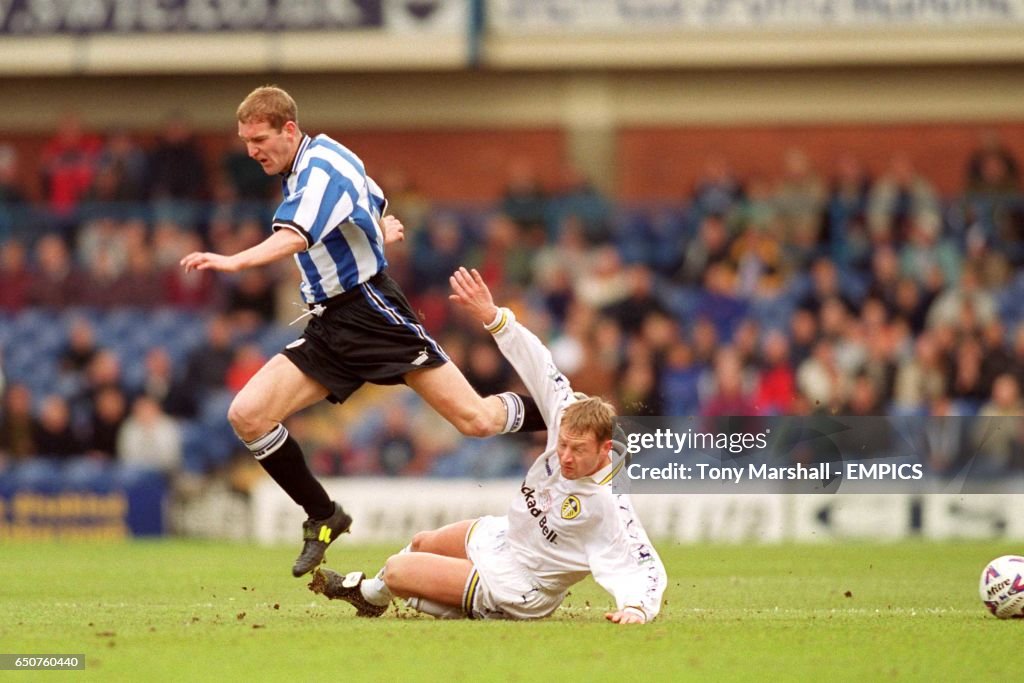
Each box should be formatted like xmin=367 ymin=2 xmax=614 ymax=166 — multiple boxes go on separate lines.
xmin=281 ymin=271 xmax=449 ymax=404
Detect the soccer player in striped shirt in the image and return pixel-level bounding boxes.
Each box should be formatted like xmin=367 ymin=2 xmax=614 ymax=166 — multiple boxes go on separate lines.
xmin=310 ymin=268 xmax=667 ymax=624
xmin=181 ymin=86 xmax=541 ymax=577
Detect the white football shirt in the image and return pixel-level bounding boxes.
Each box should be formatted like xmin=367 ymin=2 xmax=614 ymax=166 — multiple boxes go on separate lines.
xmin=486 ymin=307 xmax=667 ymax=622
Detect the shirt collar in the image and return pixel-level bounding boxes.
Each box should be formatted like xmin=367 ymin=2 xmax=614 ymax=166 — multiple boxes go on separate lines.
xmin=583 ymin=457 xmax=616 ymax=486
xmin=285 ymin=134 xmax=312 ymax=177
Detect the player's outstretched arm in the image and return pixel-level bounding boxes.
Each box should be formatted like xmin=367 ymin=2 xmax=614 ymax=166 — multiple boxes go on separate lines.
xmin=180 ymin=228 xmax=306 ymax=273
xmin=604 ymin=609 xmax=646 ymax=625
xmin=449 ymin=267 xmax=499 ymax=325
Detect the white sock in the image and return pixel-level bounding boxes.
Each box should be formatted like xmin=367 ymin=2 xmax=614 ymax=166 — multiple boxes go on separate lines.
xmin=406 ymin=597 xmax=463 ymax=619
xmin=359 ymin=544 xmax=411 ymax=607
xmin=360 ymin=576 xmax=393 ymax=607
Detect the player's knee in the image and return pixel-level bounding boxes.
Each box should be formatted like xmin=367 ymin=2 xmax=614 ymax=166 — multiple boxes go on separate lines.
xmin=227 ymin=395 xmax=267 ymax=442
xmin=382 ymin=555 xmax=410 ymax=596
xmin=409 ymin=531 xmax=432 ymax=552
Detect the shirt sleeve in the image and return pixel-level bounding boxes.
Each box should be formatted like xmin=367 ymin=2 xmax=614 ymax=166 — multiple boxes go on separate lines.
xmin=272 ymin=161 xmax=357 ymax=249
xmin=584 ymin=494 xmax=667 ymax=623
xmin=488 ymin=307 xmax=575 ymax=428
xmin=366 ymin=175 xmax=389 ymax=220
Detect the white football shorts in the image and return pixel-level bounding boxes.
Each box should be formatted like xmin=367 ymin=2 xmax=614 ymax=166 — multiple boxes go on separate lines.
xmin=462 ymin=515 xmax=564 ymax=620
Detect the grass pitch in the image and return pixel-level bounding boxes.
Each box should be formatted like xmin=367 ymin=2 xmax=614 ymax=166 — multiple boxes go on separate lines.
xmin=2 ymin=539 xmax=1020 ymax=681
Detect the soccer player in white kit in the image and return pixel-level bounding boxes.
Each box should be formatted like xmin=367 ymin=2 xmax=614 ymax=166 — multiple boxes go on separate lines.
xmin=310 ymin=267 xmax=667 ymax=624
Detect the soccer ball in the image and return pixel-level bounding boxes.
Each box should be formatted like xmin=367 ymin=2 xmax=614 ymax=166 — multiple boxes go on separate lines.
xmin=979 ymin=555 xmax=1024 ymax=619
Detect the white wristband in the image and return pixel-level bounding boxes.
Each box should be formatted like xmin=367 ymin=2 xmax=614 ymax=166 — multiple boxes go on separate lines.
xmin=484 ymin=307 xmax=510 ymax=334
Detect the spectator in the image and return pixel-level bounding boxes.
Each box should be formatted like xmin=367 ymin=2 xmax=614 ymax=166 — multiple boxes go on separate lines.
xmin=0 ymin=383 xmax=35 ymax=460
xmin=371 ymin=403 xmax=419 ymax=476
xmin=691 ymin=316 xmax=720 ymax=367
xmin=221 ymin=132 xmax=277 ymax=202
xmin=463 ymin=340 xmax=511 ymax=397
xmin=95 ymin=127 xmax=149 ymax=203
xmin=892 ymin=277 xmax=930 ymax=335
xmin=139 ymin=347 xmax=196 ymax=419
xmin=162 ymin=231 xmax=219 ymax=309
xmin=899 ymin=212 xmax=961 ymax=288
xmin=619 ymin=338 xmax=660 ymax=416
xmin=729 ymin=223 xmax=787 ymax=298
xmin=659 ymin=340 xmax=702 ymax=416
xmin=701 ymin=347 xmax=758 ymax=416
xmin=224 ymin=268 xmax=277 ymax=331
xmin=922 ymin=396 xmax=967 ymax=475
xmin=979 ymin=319 xmax=1014 ymax=392
xmin=548 ymin=164 xmax=611 ymax=244
xmin=467 ymin=213 xmax=533 ymax=292
xmin=798 ymin=257 xmax=857 ymax=316
xmin=867 ymin=153 xmax=939 ymax=239
xmin=694 ymin=262 xmax=747 ymax=341
xmin=754 ymin=330 xmax=796 ymax=415
xmin=59 ymin=317 xmax=99 ymax=379
xmin=575 ymin=245 xmax=629 ymax=309
xmin=77 ymin=350 xmax=124 ymax=417
xmin=87 ymin=386 xmax=127 ymax=458
xmin=0 ymin=144 xmax=28 ymax=240
xmin=28 ymin=234 xmax=86 ymax=308
xmin=0 ymin=144 xmax=26 ymax=205
xmin=788 ymin=308 xmax=818 ymax=366
xmin=971 ymin=374 xmax=1024 ymax=474
xmin=601 ymin=265 xmax=670 ymax=337
xmin=500 ymin=158 xmax=548 ymax=236
xmin=675 ymin=214 xmax=732 ymax=286
xmin=224 ymin=343 xmax=265 ymax=393
xmin=567 ymin=316 xmax=621 ymax=399
xmin=692 ymin=154 xmax=743 ymax=219
xmin=377 ymin=167 xmax=430 ymax=236
xmin=966 ymin=130 xmax=1020 ymax=192
xmin=533 ymin=215 xmax=591 ymax=291
xmin=76 ymin=216 xmax=129 ymax=278
xmin=1010 ymin=322 xmax=1024 ymax=390
xmin=184 ymin=315 xmax=235 ymax=394
xmin=946 ymin=337 xmax=988 ymax=406
xmin=118 ymin=244 xmax=167 ymax=308
xmin=892 ymin=332 xmax=948 ymax=414
xmin=32 ymin=395 xmax=83 ymax=457
xmin=311 ymin=429 xmax=368 ymax=477
xmin=411 ymin=214 xmax=468 ymax=291
xmin=842 ymin=372 xmax=884 ymax=416
xmin=116 ymin=395 xmax=183 ymax=474
xmin=826 ymin=153 xmax=872 ymax=268
xmin=0 ymin=240 xmax=30 ymax=312
xmin=925 ymin=265 xmax=996 ymax=330
xmin=148 ymin=112 xmax=207 ymax=202
xmin=39 ymin=112 xmax=102 ymax=219
xmin=774 ymin=148 xmax=826 ymax=248
xmin=797 ymin=339 xmax=849 ymax=412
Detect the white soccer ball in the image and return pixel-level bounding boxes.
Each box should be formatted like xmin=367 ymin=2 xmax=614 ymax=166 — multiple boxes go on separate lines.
xmin=979 ymin=555 xmax=1024 ymax=619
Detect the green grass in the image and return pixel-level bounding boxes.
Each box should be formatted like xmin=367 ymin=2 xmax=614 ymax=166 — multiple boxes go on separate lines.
xmin=2 ymin=539 xmax=1021 ymax=681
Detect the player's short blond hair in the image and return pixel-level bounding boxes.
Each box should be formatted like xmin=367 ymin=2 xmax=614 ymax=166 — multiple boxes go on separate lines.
xmin=236 ymin=85 xmax=297 ymax=130
xmin=560 ymin=396 xmax=616 ymax=444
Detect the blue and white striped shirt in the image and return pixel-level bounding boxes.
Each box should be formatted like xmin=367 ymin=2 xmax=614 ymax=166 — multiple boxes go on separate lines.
xmin=272 ymin=134 xmax=389 ymax=304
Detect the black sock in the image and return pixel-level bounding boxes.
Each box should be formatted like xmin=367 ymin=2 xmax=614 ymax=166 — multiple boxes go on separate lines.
xmin=251 ymin=431 xmax=333 ymax=520
xmin=517 ymin=393 xmax=547 ymax=433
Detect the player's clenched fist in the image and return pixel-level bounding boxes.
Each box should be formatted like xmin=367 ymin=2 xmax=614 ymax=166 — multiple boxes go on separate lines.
xmin=381 ymin=215 xmax=405 ymax=245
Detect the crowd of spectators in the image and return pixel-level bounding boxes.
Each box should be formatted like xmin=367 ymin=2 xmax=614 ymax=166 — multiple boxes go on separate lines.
xmin=1 ymin=119 xmax=1024 ymax=481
